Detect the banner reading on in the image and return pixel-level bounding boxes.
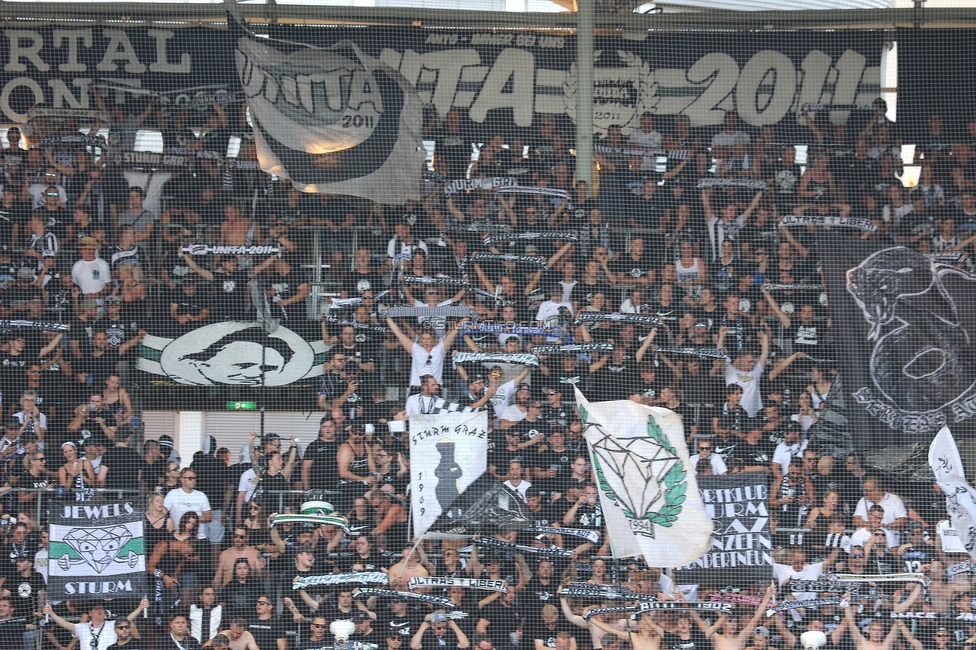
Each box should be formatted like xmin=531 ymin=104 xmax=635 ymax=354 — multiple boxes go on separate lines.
xmin=49 ymin=501 xmax=146 ymax=600
xmin=675 ymin=472 xmax=772 ymax=584
xmin=410 ymin=411 xmax=489 ymax=539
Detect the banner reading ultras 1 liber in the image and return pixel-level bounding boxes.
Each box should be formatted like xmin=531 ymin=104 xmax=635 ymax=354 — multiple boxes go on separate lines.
xmin=0 ymin=26 xmax=232 ymax=123
xmin=674 ymin=472 xmax=772 ymax=584
xmin=272 ymin=27 xmax=882 ymax=133
xmin=48 ymin=501 xmax=146 ymax=600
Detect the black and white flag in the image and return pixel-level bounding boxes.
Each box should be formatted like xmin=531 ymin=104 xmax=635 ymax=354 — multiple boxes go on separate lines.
xmin=228 ymin=0 xmax=425 ymax=204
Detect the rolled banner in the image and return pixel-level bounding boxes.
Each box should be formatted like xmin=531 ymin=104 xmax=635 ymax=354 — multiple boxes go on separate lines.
xmin=697 ymin=177 xmax=768 ymax=191
xmin=558 ymin=582 xmax=648 ymax=601
xmin=575 ymin=312 xmax=662 ymax=327
xmin=474 ymin=537 xmax=574 ymax=557
xmin=321 ymin=315 xmax=391 ymax=333
xmin=482 ymin=231 xmax=579 ymax=245
xmin=526 ymin=525 xmax=600 ymax=543
xmin=831 ymin=573 xmax=926 ymax=584
xmin=452 ymin=351 xmax=541 ymax=368
xmin=469 ymin=253 xmax=549 ymax=269
xmin=352 ymin=588 xmax=455 ymax=608
xmin=776 ymin=214 xmax=877 ymax=233
xmin=407 ymin=577 xmax=508 ymax=592
xmin=181 ymin=244 xmax=280 ymax=256
xmin=653 ymin=346 xmax=730 ymax=360
xmin=293 ymin=572 xmax=389 ymax=589
xmin=767 ymin=597 xmax=844 ymax=617
xmin=530 ymin=343 xmax=613 ymax=356
xmin=400 ymin=276 xmax=471 ymax=287
xmin=0 ymin=319 xmax=70 ymax=332
xmin=382 ymin=305 xmax=480 ymax=320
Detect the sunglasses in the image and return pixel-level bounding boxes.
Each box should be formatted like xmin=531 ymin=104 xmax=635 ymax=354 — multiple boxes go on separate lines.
xmin=699 ymin=446 xmax=712 ymax=451
xmin=115 ymin=625 xmax=130 ymax=630
xmin=311 ymin=624 xmax=326 ymax=629
xmin=257 ymin=601 xmax=271 ymax=606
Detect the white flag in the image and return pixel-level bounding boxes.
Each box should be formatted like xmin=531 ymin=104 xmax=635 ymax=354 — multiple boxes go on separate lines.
xmin=929 ymin=425 xmax=976 ymax=559
xmin=410 ymin=411 xmax=489 ymax=539
xmin=575 ymin=388 xmax=713 ymax=567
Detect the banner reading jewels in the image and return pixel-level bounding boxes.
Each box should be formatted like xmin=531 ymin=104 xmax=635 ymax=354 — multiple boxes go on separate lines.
xmin=49 ymin=501 xmax=147 ymax=600
xmin=674 ymin=472 xmax=772 ymax=584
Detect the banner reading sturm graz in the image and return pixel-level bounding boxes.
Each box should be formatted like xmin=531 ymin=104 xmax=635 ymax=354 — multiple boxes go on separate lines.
xmin=674 ymin=472 xmax=771 ymax=584
xmin=49 ymin=501 xmax=146 ymax=600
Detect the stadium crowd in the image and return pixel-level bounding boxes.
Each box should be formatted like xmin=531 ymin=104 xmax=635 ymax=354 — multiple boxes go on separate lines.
xmin=0 ymin=96 xmax=973 ymax=650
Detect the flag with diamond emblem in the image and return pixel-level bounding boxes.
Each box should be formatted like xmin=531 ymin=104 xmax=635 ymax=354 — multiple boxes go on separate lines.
xmin=48 ymin=501 xmax=146 ymax=600
xmin=575 ymin=388 xmax=712 ymax=567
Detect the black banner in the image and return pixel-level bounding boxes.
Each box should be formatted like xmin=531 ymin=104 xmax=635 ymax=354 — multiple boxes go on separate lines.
xmin=272 ymin=27 xmax=882 ymax=133
xmin=896 ymin=29 xmax=974 ymax=141
xmin=424 ymin=474 xmax=531 ymax=539
xmin=821 ymin=232 xmax=976 ymax=446
xmin=674 ymin=472 xmax=772 ymax=584
xmin=0 ymin=26 xmax=233 ymax=123
xmin=0 ymin=25 xmax=881 ymax=135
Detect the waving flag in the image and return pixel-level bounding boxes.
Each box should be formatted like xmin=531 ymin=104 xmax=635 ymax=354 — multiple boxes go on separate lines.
xmin=575 ymin=388 xmax=712 ymax=567
xmin=227 ymin=0 xmax=425 ymax=203
xmin=929 ymin=426 xmax=976 ymax=559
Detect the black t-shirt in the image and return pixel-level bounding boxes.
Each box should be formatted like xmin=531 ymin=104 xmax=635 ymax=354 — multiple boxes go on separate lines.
xmin=570 ymin=282 xmax=611 ymax=309
xmin=435 ymin=127 xmax=472 ymax=179
xmin=8 ymin=570 xmax=45 ymax=615
xmin=102 ymin=446 xmax=144 ymax=490
xmin=107 ymin=642 xmax=149 ymax=650
xmin=211 ymin=268 xmax=249 ymax=320
xmin=479 ymin=600 xmax=522 ymax=648
xmin=527 ymin=620 xmax=580 ymax=650
xmin=247 ymin=617 xmax=288 ymax=650
xmin=303 ymin=439 xmax=340 ymax=490
xmin=344 ymin=270 xmax=385 ymax=298
xmin=76 ymin=348 xmax=122 ymax=385
xmin=0 ymin=617 xmax=27 ymax=650
xmin=379 ymin=611 xmax=425 ymax=642
xmin=612 ymin=252 xmax=655 ymax=284
xmin=521 ymin=576 xmax=558 ymax=618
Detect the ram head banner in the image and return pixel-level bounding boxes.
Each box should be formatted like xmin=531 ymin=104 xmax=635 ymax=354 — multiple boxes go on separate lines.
xmin=820 ymin=231 xmax=976 ymax=449
xmin=49 ymin=501 xmax=146 ymax=600
xmin=409 ymin=411 xmax=489 ymax=539
xmin=575 ymin=388 xmax=712 ymax=567
xmin=227 ymin=0 xmax=425 ymax=204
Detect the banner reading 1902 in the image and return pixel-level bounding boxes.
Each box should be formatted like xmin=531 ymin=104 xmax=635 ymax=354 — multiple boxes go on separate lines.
xmin=0 ymin=25 xmax=880 ymax=131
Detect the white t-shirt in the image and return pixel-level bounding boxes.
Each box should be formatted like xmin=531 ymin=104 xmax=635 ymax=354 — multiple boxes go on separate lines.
xmin=711 ymin=130 xmax=752 ymax=147
xmin=772 ymin=561 xmax=823 ymax=600
xmin=164 ymin=488 xmax=212 ymax=539
xmin=536 ymin=300 xmax=572 ymax=325
xmin=689 ymin=453 xmax=728 ymax=475
xmin=725 ymin=360 xmax=764 ymax=417
xmin=72 ymin=257 xmax=112 ymax=295
xmin=75 ymin=620 xmax=118 ymax=650
xmin=237 ymin=467 xmax=260 ymax=503
xmin=499 ymin=404 xmax=527 ymax=425
xmin=849 ymin=526 xmax=898 ymax=551
xmin=853 ymin=492 xmax=908 ymax=526
xmin=772 ymin=439 xmax=809 ymax=476
xmin=503 ymin=479 xmax=530 ymax=501
xmin=486 ymin=380 xmax=517 ymax=415
xmin=410 ymin=341 xmax=446 ymax=386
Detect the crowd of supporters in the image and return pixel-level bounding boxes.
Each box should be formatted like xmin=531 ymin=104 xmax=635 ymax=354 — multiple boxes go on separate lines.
xmin=0 ymin=94 xmax=973 ymax=650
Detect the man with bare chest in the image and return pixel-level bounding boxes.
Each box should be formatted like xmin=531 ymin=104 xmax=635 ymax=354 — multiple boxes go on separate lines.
xmin=208 ymin=619 xmax=258 ymax=650
xmin=387 ymin=543 xmax=429 ymax=591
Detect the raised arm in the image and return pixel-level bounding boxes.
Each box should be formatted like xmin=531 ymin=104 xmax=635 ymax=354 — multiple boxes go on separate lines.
xmin=387 ymin=317 xmax=416 ymax=354
xmin=762 ymin=288 xmax=791 ymax=328
xmin=634 ymin=326 xmax=659 ymax=363
xmin=587 ymin=614 xmax=631 ymax=641
xmin=179 ymin=250 xmax=215 ymax=283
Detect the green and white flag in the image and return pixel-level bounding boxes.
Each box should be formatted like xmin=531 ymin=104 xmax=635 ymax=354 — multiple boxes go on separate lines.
xmin=575 ymin=388 xmax=713 ymax=567
xmin=48 ymin=501 xmax=146 ymax=600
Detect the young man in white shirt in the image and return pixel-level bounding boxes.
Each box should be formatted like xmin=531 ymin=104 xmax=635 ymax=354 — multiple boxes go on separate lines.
xmin=164 ymin=467 xmax=213 ymax=538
